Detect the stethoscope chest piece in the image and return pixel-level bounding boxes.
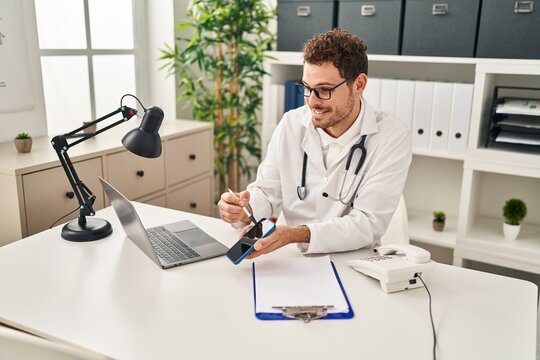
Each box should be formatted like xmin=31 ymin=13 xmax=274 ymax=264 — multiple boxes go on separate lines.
xmin=297 ymin=186 xmax=306 ymax=201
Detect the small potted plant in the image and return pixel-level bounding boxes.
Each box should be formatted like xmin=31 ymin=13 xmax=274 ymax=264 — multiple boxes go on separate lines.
xmin=83 ymin=121 xmax=97 ymax=134
xmin=14 ymin=132 xmax=32 ymax=153
xmin=432 ymin=211 xmax=446 ymax=232
xmin=502 ymin=198 xmax=527 ymax=241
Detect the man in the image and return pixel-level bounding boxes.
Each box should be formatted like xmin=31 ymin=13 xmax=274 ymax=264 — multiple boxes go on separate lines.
xmin=219 ymin=29 xmax=412 ymax=258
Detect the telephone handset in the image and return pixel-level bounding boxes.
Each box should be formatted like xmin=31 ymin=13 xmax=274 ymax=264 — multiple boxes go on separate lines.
xmin=347 ymin=244 xmax=436 ymax=293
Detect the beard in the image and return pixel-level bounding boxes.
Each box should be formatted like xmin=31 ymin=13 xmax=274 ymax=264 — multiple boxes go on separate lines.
xmin=310 ymin=92 xmax=357 ymax=131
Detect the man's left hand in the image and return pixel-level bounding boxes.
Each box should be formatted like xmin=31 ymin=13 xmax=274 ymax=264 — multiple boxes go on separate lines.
xmin=246 ymin=225 xmax=310 ymax=259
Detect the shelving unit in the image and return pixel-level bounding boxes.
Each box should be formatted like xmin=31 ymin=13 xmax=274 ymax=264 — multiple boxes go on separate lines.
xmin=262 ymin=51 xmax=540 ymax=276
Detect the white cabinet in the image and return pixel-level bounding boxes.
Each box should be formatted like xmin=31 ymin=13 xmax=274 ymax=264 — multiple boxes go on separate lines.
xmin=262 ymin=51 xmax=540 ymax=275
xmin=0 ymin=120 xmax=214 ymax=246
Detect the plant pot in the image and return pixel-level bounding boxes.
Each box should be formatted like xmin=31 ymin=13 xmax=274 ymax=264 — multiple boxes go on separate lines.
xmin=83 ymin=124 xmax=97 ymax=134
xmin=432 ymin=220 xmax=445 ymax=232
xmin=503 ymin=223 xmax=521 ymax=241
xmin=14 ymin=138 xmax=32 ymax=153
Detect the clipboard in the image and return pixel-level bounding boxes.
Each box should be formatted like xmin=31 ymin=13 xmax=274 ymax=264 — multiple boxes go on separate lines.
xmin=252 ymin=256 xmax=354 ymax=322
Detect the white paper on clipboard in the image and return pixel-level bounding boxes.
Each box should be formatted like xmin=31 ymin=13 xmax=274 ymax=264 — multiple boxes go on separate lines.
xmin=254 ymin=256 xmax=349 ymax=314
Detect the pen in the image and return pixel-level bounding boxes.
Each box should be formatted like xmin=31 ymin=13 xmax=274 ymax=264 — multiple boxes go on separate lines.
xmin=227 ymin=188 xmax=257 ymax=225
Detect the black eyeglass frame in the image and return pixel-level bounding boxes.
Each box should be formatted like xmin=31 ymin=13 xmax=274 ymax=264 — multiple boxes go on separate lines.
xmin=295 ymin=79 xmax=349 ymax=100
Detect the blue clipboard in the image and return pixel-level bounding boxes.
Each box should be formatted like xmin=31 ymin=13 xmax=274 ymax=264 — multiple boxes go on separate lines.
xmin=252 ymin=261 xmax=354 ymax=321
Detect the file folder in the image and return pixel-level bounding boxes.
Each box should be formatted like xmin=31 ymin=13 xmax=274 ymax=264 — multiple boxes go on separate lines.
xmin=363 ymin=77 xmax=382 ymax=108
xmin=380 ymin=79 xmax=398 ymax=115
xmin=429 ymin=82 xmax=453 ymax=152
xmin=284 ymin=80 xmax=304 ymax=113
xmin=412 ymin=81 xmax=434 ymax=151
xmin=448 ymin=83 xmax=473 ymax=155
xmin=253 ymin=256 xmax=354 ymax=322
xmin=395 ymin=80 xmax=415 ymax=129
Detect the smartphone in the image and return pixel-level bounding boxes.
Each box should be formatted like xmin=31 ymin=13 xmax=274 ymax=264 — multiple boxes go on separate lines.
xmin=226 ymin=237 xmax=258 ymax=265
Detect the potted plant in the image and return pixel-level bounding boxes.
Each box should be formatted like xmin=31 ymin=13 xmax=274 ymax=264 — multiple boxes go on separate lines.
xmin=14 ymin=132 xmax=32 ymax=153
xmin=432 ymin=211 xmax=446 ymax=232
xmin=502 ymin=198 xmax=527 ymax=240
xmin=160 ymin=0 xmax=276 ymax=193
xmin=83 ymin=121 xmax=97 ymax=134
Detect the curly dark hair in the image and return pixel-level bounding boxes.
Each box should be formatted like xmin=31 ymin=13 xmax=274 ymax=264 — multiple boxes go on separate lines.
xmin=303 ymin=28 xmax=368 ymax=81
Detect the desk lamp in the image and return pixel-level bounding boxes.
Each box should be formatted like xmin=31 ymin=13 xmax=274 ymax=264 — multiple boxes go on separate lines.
xmin=51 ymin=94 xmax=164 ymax=242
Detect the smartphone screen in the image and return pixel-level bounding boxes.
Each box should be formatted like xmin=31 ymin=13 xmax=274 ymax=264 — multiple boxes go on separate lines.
xmin=226 ymin=237 xmax=258 ymax=265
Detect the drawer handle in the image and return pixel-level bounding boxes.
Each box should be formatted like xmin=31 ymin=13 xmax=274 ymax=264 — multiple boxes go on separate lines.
xmin=65 ymin=191 xmax=75 ymax=199
xmin=136 ymin=170 xmax=145 ymax=177
xmin=432 ymin=3 xmax=448 ymax=15
xmin=189 ymin=154 xmax=197 ymax=160
xmin=514 ymin=1 xmax=533 ymax=13
xmin=361 ymin=5 xmax=376 ymax=16
xmin=455 ymin=132 xmax=462 ymax=139
xmin=417 ymin=128 xmax=424 ymax=135
xmin=436 ymin=130 xmax=443 ymax=137
xmin=190 ymin=202 xmax=197 ymax=209
xmin=297 ymin=5 xmax=311 ymax=17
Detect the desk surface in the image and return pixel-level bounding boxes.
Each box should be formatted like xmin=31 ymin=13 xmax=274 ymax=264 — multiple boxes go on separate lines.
xmin=0 ymin=203 xmax=537 ymax=360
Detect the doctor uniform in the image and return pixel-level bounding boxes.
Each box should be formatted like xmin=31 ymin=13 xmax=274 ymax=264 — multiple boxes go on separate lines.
xmin=247 ymin=98 xmax=412 ymax=254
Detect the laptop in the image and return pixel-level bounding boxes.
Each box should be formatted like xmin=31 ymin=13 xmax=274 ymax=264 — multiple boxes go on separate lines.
xmin=99 ymin=177 xmax=228 ymax=269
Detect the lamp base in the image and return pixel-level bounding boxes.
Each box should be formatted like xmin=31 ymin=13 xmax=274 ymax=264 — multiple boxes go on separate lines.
xmin=61 ymin=217 xmax=112 ymax=242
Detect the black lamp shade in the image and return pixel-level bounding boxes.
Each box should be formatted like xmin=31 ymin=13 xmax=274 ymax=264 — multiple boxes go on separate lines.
xmin=122 ymin=106 xmax=164 ymax=158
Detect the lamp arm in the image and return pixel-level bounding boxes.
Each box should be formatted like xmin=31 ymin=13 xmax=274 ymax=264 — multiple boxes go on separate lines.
xmin=64 ymin=106 xmax=137 ymax=148
xmin=50 ymin=106 xmax=138 ymax=226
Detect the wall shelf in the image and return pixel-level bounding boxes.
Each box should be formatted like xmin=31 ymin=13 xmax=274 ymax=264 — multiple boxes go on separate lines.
xmin=263 ymin=52 xmax=540 ymax=276
xmin=408 ymin=210 xmax=457 ymax=249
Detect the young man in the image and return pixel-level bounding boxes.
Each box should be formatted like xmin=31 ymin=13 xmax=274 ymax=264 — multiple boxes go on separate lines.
xmin=218 ymin=29 xmax=412 ymax=258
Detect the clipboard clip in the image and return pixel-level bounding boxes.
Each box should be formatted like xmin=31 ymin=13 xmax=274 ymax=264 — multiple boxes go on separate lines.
xmin=272 ymin=305 xmax=334 ymax=323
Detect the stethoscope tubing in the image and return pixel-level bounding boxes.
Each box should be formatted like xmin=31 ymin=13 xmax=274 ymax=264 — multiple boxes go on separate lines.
xmin=297 ymin=134 xmax=367 ymax=204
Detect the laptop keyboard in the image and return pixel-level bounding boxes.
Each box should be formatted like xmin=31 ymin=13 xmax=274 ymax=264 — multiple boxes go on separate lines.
xmin=147 ymin=227 xmax=200 ymax=263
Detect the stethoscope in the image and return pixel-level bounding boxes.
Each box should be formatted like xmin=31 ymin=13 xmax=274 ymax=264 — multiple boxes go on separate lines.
xmin=297 ymin=134 xmax=367 ymax=206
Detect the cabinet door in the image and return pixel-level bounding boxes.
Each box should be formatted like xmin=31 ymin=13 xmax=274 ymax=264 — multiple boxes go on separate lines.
xmin=23 ymin=158 xmax=104 ymax=235
xmin=106 ymin=149 xmax=165 ymax=200
xmin=168 ymin=176 xmax=212 ymax=216
xmin=166 ymin=130 xmax=212 ymax=187
xmin=141 ymin=193 xmax=167 ymax=208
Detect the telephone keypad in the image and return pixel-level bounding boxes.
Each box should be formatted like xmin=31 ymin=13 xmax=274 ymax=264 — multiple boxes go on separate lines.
xmin=362 ymin=255 xmax=393 ymax=262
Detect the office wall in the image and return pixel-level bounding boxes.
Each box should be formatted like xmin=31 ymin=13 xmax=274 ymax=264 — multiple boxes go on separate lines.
xmin=0 ymin=0 xmax=47 ymax=143
xmin=147 ymin=0 xmax=176 ymax=121
xmin=173 ymin=0 xmax=192 ymax=120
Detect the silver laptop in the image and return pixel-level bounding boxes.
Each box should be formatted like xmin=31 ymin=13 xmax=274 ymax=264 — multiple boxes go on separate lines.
xmin=99 ymin=177 xmax=228 ymax=269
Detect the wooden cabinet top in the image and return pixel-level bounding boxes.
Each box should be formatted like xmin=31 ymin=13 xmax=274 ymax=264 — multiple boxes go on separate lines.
xmin=0 ymin=119 xmax=212 ymax=176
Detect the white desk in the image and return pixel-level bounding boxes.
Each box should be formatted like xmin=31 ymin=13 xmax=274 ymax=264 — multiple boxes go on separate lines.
xmin=0 ymin=203 xmax=537 ymax=360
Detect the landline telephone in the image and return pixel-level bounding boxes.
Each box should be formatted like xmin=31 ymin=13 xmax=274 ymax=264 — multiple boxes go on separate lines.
xmin=347 ymin=244 xmax=436 ymax=293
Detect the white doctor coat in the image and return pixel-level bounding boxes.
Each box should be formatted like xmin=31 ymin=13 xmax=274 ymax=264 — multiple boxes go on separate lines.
xmin=247 ymin=99 xmax=412 ymax=254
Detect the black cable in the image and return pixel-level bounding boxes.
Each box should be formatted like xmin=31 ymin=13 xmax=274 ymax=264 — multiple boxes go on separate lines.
xmin=49 ymin=207 xmax=80 ymax=229
xmin=120 ymin=93 xmax=146 ymax=111
xmin=417 ymin=273 xmax=436 ymax=360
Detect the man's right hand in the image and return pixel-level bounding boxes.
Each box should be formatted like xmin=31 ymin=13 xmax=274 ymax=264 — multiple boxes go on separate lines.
xmin=218 ymin=190 xmax=251 ymax=225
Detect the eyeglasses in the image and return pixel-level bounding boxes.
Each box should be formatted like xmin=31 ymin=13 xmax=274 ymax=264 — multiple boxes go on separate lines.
xmin=295 ymin=79 xmax=349 ymax=100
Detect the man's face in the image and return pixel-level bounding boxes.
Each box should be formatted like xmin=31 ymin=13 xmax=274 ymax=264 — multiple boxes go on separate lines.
xmin=302 ymin=61 xmax=364 ymax=136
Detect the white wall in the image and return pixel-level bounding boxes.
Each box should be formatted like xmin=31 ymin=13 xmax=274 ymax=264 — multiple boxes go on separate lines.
xmin=146 ymin=0 xmax=176 ymax=122
xmin=0 ymin=0 xmax=47 ymax=143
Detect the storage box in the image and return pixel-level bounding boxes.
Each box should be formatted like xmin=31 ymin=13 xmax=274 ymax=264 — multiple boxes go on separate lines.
xmin=401 ymin=0 xmax=481 ymax=57
xmin=277 ymin=0 xmax=336 ymax=52
xmin=476 ymin=0 xmax=540 ymax=59
xmin=337 ymin=0 xmax=403 ymax=55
